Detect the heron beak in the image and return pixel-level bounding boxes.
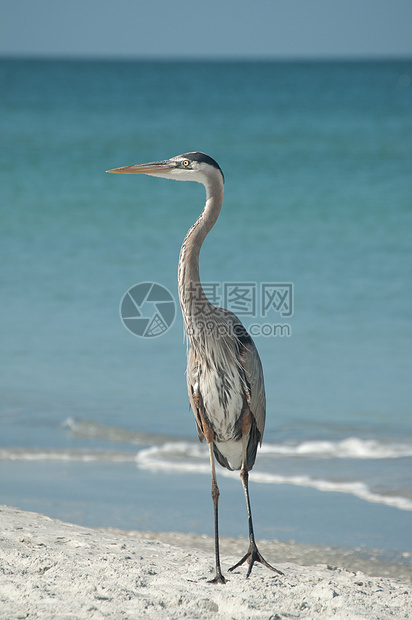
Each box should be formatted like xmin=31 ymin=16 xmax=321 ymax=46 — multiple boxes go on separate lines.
xmin=106 ymin=160 xmax=177 ymax=175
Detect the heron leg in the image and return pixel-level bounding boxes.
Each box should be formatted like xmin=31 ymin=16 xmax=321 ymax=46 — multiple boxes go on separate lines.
xmin=229 ymin=434 xmax=284 ymax=578
xmin=207 ymin=441 xmax=227 ymax=584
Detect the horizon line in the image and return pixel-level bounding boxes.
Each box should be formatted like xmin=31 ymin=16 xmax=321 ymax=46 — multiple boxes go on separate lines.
xmin=1 ymin=52 xmax=412 ymax=63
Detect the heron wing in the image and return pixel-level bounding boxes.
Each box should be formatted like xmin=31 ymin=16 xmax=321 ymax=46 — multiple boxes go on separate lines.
xmin=186 ymin=311 xmax=266 ymax=447
xmin=239 ymin=333 xmax=266 ymax=441
xmin=216 ymin=308 xmax=266 ymax=441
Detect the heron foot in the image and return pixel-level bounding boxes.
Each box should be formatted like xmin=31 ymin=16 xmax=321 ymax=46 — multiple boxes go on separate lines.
xmin=228 ymin=541 xmax=284 ymax=579
xmin=208 ymin=569 xmax=227 ymax=584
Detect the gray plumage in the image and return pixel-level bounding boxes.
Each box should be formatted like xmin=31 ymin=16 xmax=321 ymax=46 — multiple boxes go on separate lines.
xmin=107 ymin=152 xmax=283 ymax=583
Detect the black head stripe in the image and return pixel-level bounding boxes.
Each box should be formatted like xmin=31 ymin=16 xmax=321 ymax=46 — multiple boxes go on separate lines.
xmin=181 ymin=152 xmax=224 ymax=182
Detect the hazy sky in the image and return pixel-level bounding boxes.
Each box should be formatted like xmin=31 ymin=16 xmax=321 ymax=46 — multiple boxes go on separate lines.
xmin=1 ymin=0 xmax=412 ymax=59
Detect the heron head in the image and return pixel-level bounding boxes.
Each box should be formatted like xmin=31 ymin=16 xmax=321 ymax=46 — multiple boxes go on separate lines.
xmin=107 ymin=152 xmax=224 ymax=185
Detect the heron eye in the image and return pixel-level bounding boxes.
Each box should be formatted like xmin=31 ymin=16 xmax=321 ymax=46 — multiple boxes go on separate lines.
xmin=182 ymin=160 xmax=190 ymax=167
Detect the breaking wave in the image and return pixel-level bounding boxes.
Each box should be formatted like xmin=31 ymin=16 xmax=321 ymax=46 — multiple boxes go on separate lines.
xmin=134 ymin=441 xmax=412 ymax=512
xmin=3 ymin=420 xmax=411 ymax=513
xmin=62 ymin=418 xmax=412 ymax=460
xmin=259 ymin=437 xmax=412 ymax=459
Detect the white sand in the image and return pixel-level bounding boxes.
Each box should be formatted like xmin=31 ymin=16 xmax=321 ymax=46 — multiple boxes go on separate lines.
xmin=1 ymin=505 xmax=411 ymax=620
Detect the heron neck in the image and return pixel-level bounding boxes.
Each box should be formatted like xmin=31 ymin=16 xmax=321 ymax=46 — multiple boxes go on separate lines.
xmin=178 ymin=180 xmax=224 ymax=333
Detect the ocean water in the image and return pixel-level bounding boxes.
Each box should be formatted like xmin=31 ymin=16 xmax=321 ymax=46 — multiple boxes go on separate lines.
xmin=1 ymin=59 xmax=412 ymax=558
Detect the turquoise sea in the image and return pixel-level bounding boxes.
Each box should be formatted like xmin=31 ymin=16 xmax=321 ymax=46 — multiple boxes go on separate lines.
xmin=1 ymin=59 xmax=411 ymax=561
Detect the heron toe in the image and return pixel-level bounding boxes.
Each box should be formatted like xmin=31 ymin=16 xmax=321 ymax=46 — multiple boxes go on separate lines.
xmin=228 ymin=541 xmax=284 ymax=579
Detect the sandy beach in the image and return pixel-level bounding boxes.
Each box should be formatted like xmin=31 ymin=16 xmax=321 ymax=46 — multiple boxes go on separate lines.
xmin=1 ymin=505 xmax=411 ymax=619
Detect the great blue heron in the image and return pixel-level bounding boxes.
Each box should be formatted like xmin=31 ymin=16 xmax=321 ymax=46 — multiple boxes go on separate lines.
xmin=107 ymin=152 xmax=283 ymax=584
